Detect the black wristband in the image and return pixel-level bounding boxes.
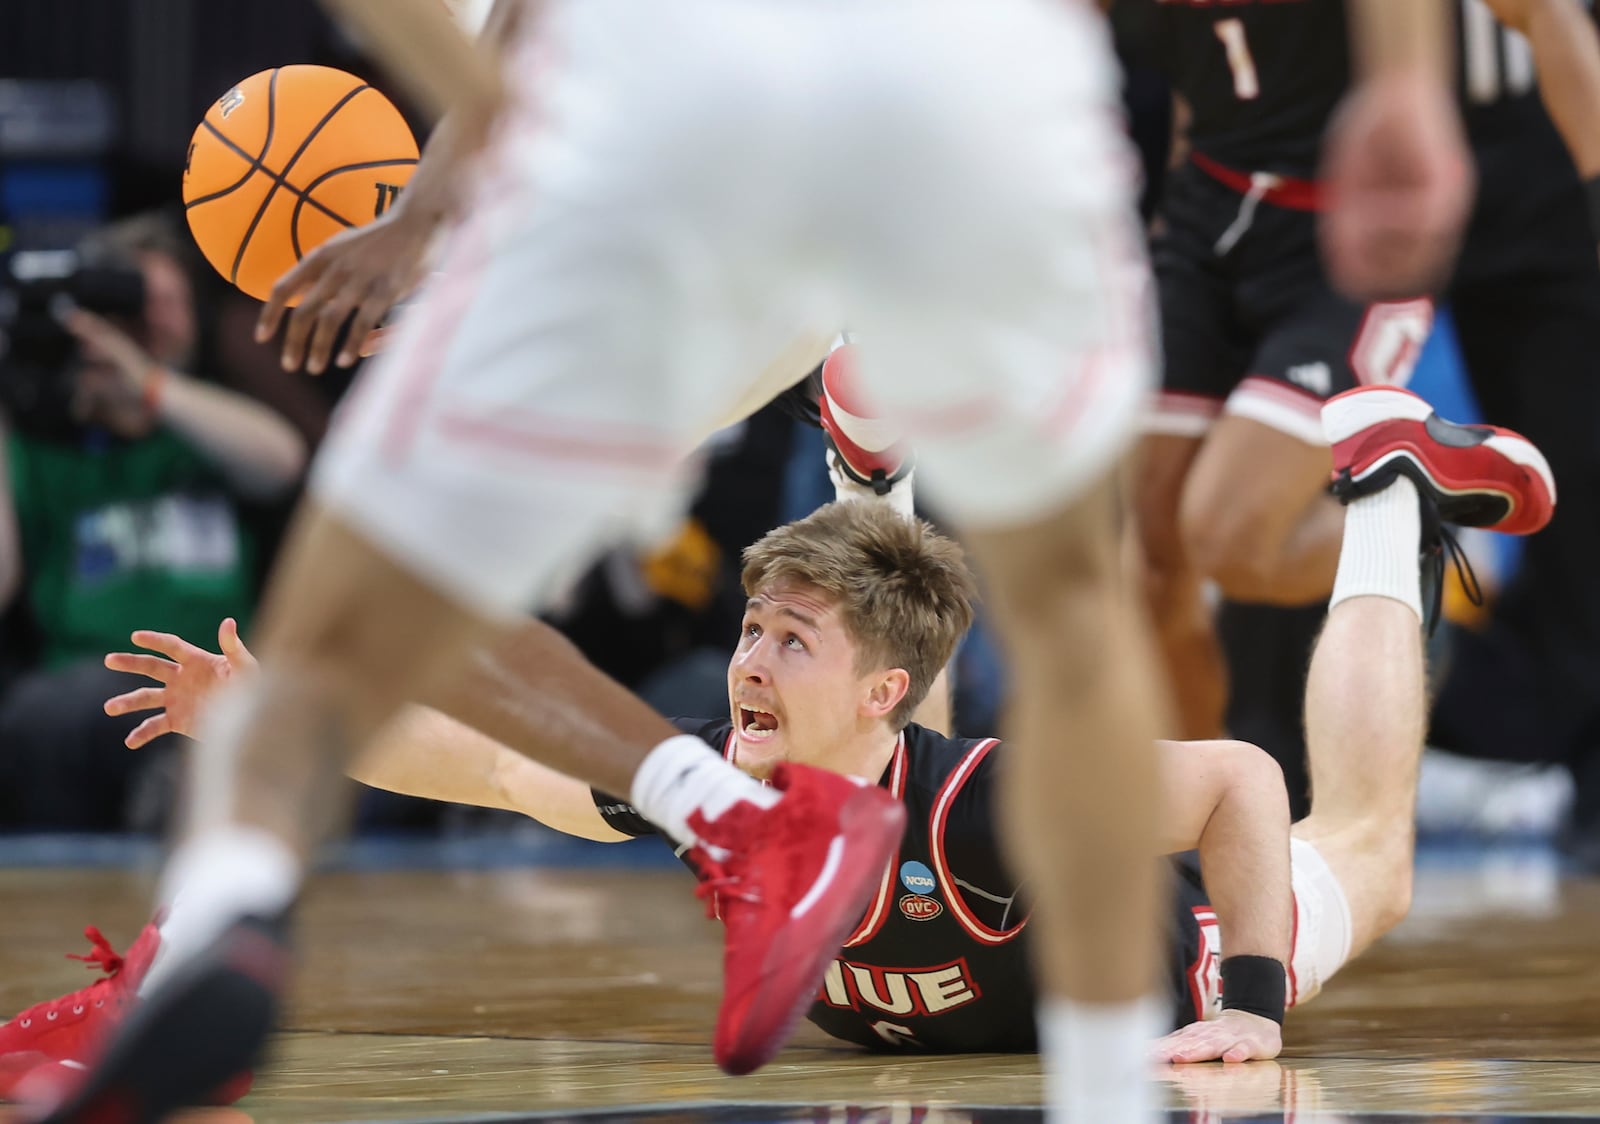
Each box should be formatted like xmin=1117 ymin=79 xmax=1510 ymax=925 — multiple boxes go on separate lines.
xmin=1583 ymin=175 xmax=1600 ymax=243
xmin=1220 ymin=955 xmax=1287 ymax=1024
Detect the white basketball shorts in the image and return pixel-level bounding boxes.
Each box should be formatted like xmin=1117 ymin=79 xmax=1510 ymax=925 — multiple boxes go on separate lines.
xmin=313 ymin=0 xmax=1155 ymax=618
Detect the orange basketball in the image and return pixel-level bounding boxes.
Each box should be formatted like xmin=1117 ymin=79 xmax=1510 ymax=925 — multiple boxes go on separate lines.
xmin=182 ymin=66 xmax=419 ymax=302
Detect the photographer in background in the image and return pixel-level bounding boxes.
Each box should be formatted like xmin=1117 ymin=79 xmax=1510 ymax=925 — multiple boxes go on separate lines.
xmin=0 ymin=212 xmax=306 ymax=832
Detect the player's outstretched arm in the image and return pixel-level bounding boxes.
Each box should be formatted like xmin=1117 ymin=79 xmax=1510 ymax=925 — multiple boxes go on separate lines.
xmin=103 ymin=619 xmax=627 ymax=841
xmin=351 ymin=706 xmax=630 ymax=842
xmin=258 ymin=0 xmax=525 ymax=374
xmin=319 ymin=0 xmax=507 ymax=124
xmin=104 ymin=618 xmax=258 ymax=748
xmin=1151 ymin=738 xmax=1292 ymax=1063
xmin=1480 ymin=0 xmax=1600 ymax=240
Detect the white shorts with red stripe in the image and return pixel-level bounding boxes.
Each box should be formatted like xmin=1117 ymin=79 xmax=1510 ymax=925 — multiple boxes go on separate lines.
xmin=312 ymin=0 xmax=1152 ymax=618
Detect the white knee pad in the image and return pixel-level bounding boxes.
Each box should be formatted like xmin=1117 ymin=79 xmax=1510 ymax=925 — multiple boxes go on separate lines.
xmin=1288 ymin=836 xmax=1355 ymax=1007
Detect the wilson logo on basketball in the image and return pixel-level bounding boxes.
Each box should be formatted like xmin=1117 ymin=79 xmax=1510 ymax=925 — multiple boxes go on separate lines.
xmin=218 ymin=87 xmax=245 ymax=118
xmin=373 ymin=182 xmax=403 ymax=218
xmin=899 ymin=895 xmax=943 ymax=921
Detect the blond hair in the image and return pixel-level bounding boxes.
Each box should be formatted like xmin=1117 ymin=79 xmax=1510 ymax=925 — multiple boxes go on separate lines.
xmin=741 ymin=502 xmax=977 ymax=729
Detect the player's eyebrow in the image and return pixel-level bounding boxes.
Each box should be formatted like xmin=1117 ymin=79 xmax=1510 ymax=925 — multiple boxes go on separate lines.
xmin=746 ymin=596 xmax=821 ymax=634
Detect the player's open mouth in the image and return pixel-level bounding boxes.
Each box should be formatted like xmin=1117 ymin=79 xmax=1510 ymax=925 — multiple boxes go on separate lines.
xmin=739 ymin=707 xmax=780 ymax=742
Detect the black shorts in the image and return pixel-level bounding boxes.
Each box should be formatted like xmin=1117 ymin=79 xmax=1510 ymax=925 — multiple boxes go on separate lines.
xmin=1166 ymin=854 xmax=1219 ymax=1029
xmin=1150 ymin=161 xmax=1433 ymax=445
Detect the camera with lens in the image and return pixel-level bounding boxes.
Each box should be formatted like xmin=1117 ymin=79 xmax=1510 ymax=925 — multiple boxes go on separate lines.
xmin=0 ymin=249 xmax=146 ymax=438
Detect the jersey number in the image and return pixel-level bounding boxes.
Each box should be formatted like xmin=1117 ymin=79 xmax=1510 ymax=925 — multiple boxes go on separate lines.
xmin=1214 ymin=19 xmax=1260 ymax=101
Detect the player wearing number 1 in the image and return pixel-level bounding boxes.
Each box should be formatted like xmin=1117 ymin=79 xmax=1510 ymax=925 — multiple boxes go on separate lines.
xmin=1124 ymin=0 xmax=1460 ymax=740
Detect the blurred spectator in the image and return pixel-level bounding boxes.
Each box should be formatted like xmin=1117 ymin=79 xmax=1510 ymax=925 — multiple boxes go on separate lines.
xmin=0 ymin=211 xmax=306 ymax=831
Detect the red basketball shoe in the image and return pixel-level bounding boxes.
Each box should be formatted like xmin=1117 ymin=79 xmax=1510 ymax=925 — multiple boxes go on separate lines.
xmin=1323 ymin=386 xmax=1556 ymax=635
xmin=690 ymin=762 xmax=905 ymax=1076
xmin=23 ymin=911 xmax=283 ymax=1123
xmin=0 ymin=922 xmax=161 ymax=1101
xmin=1323 ymin=385 xmax=1555 ymax=535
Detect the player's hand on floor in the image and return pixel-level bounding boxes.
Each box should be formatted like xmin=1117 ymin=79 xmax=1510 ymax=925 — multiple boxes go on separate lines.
xmin=254 ymin=209 xmax=434 ymax=375
xmin=103 ymin=617 xmax=260 ymax=748
xmin=1151 ymin=1009 xmax=1283 ymax=1064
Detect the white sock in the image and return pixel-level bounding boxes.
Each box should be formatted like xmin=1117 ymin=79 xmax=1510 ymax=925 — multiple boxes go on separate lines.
xmin=142 ymin=827 xmax=301 ymax=997
xmin=630 ymin=735 xmax=780 ymax=852
xmin=828 ymin=453 xmax=917 ymax=517
xmin=1039 ymin=995 xmax=1164 ymax=1124
xmin=1329 ymin=476 xmax=1423 ymax=623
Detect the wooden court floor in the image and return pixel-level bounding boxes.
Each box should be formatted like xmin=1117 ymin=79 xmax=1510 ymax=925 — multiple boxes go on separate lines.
xmin=1 ymin=846 xmax=1597 ymax=1123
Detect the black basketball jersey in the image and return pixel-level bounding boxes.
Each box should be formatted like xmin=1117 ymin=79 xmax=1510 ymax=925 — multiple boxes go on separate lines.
xmin=1451 ymin=0 xmax=1597 ymax=281
xmin=1457 ymin=0 xmax=1541 ymax=112
xmin=1134 ymin=0 xmax=1350 ymax=177
xmin=594 ymin=719 xmax=1214 ymax=1052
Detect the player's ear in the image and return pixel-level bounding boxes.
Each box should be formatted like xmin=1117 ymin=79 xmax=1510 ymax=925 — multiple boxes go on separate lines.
xmin=865 ymin=668 xmax=911 ymax=722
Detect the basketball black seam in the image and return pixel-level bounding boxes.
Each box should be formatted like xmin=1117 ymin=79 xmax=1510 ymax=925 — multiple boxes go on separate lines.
xmin=289 ymin=157 xmax=419 ymax=259
xmin=193 ymin=120 xmax=353 ymax=231
xmin=184 ymin=67 xmax=280 ymax=211
xmin=228 ymin=82 xmax=372 ymax=286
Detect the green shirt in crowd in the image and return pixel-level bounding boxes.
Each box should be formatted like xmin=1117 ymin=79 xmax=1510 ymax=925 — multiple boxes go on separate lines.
xmin=8 ymin=429 xmax=256 ymax=668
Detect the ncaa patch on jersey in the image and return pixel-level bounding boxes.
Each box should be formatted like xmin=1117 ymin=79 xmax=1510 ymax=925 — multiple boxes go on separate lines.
xmin=899 ymin=860 xmax=937 ymax=896
xmin=899 ymin=894 xmax=943 ymax=921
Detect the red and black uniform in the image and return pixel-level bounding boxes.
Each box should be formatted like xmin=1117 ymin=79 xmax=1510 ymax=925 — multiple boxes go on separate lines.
xmin=595 ymin=719 xmax=1216 ymax=1052
xmin=1124 ymin=0 xmax=1431 ymax=443
xmin=1430 ymin=0 xmax=1600 ymax=866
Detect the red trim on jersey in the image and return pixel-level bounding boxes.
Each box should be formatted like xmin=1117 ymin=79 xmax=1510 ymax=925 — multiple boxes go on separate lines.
xmin=431 ymin=412 xmax=681 ymax=471
xmin=1187 ymin=906 xmax=1220 ymax=1022
xmin=929 ymin=738 xmax=1027 ymax=945
xmin=377 ymin=33 xmax=555 ymax=467
xmin=1190 ymin=151 xmax=1324 ymax=212
xmin=1044 ymin=348 xmax=1107 ymax=439
xmin=1153 ymin=389 xmax=1227 ymax=421
xmin=1286 ymin=889 xmax=1301 ymax=1007
xmin=842 ymin=733 xmax=909 ymax=949
xmin=1046 ymin=221 xmax=1148 ymax=441
xmin=721 ymin=730 xmax=736 ymax=762
xmin=378 ymin=218 xmax=494 ymax=465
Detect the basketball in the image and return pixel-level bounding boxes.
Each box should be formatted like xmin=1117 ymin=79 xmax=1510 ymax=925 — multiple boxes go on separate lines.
xmin=182 ymin=66 xmax=419 ymax=302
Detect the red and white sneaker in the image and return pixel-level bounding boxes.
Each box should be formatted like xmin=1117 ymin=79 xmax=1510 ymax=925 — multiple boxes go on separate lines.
xmin=1323 ymin=386 xmax=1555 ymax=535
xmin=819 ymin=343 xmax=913 ymax=498
xmin=0 ymin=923 xmax=160 ymax=1102
xmin=689 ymin=762 xmax=905 ymax=1076
xmin=0 ymin=922 xmax=254 ymax=1112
